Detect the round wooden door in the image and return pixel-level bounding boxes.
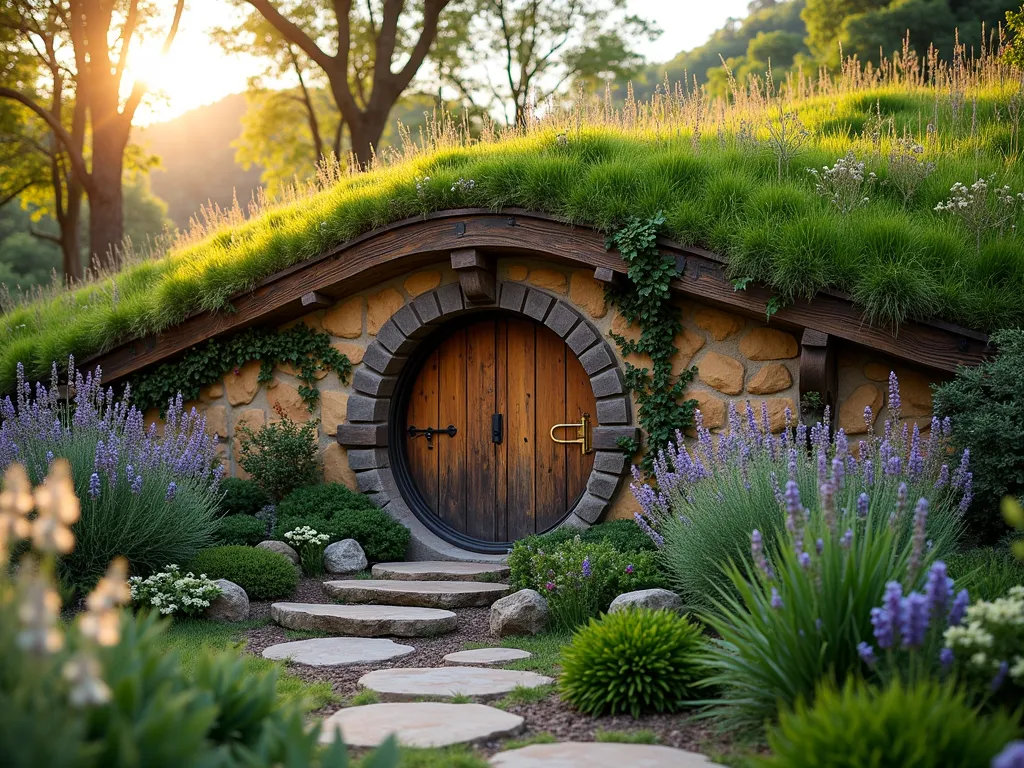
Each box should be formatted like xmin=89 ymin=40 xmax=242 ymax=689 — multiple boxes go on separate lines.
xmin=403 ymin=316 xmax=597 ymax=544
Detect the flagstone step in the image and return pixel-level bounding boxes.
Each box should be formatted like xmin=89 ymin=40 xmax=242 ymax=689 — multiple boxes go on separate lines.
xmin=358 ymin=666 xmax=553 ymax=701
xmin=323 ymin=579 xmax=510 ymax=609
xmin=320 ymin=702 xmax=524 ymax=748
xmin=371 ymin=561 xmax=511 ymax=582
xmin=270 ymin=602 xmax=457 ymax=638
xmin=489 ymin=742 xmax=727 ymax=767
xmin=443 ymin=648 xmax=532 ymax=666
xmin=262 ymin=637 xmax=415 ymax=667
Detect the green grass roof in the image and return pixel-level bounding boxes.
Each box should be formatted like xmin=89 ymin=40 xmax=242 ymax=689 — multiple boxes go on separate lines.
xmin=2 ymin=60 xmax=1023 ymax=391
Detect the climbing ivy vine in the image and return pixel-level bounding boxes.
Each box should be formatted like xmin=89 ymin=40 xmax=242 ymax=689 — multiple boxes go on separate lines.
xmin=606 ymin=212 xmax=697 ymax=468
xmin=130 ymin=324 xmax=352 ymax=413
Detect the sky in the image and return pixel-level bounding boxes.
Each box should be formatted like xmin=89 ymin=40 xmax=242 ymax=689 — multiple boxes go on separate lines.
xmin=132 ymin=0 xmax=753 ymax=125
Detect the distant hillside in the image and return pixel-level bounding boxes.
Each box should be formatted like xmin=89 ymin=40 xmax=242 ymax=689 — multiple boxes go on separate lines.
xmin=136 ymin=94 xmax=264 ymax=229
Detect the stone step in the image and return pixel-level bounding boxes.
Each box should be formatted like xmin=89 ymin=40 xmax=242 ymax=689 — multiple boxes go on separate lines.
xmin=323 ymin=579 xmax=510 ymax=609
xmin=262 ymin=637 xmax=414 ymax=667
xmin=358 ymin=666 xmax=553 ymax=702
xmin=320 ymin=702 xmax=524 ymax=748
xmin=489 ymin=742 xmax=727 ymax=767
xmin=443 ymin=648 xmax=532 ymax=666
xmin=270 ymin=602 xmax=457 ymax=638
xmin=371 ymin=561 xmax=511 ymax=582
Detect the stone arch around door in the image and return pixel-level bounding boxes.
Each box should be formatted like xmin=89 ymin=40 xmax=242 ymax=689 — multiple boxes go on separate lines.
xmin=336 ymin=279 xmax=638 ymax=560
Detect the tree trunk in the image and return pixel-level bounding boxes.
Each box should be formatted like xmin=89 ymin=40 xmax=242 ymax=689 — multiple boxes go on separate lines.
xmin=60 ymin=183 xmax=84 ymax=283
xmin=87 ymin=123 xmax=125 ymax=271
xmin=346 ymin=105 xmax=391 ymax=167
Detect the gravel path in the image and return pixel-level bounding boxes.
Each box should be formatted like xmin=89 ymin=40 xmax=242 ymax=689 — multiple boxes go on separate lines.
xmin=244 ymin=577 xmax=748 ymax=760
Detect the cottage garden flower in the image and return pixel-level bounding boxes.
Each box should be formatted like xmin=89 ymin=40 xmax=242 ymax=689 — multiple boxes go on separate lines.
xmin=129 ymin=565 xmax=222 ymax=618
xmin=285 ymin=525 xmax=331 ymax=576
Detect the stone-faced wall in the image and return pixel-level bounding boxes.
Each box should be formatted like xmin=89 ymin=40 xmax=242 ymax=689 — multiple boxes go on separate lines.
xmin=158 ymin=255 xmax=945 ymax=536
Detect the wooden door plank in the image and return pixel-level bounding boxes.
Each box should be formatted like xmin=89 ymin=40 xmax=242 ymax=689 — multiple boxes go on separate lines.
xmin=565 ymin=348 xmax=597 ymax=510
xmin=406 ymin=348 xmax=439 ymax=513
xmin=534 ymin=324 xmax=568 ymax=533
xmin=465 ymin=320 xmax=497 ymax=540
xmin=437 ymin=329 xmax=468 ymax=534
xmin=505 ymin=319 xmax=536 ymax=540
xmin=494 ymin=320 xmax=509 ymax=542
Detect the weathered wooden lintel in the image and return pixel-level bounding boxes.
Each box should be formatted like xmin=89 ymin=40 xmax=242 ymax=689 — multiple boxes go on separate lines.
xmin=450 ymin=247 xmax=496 ymax=304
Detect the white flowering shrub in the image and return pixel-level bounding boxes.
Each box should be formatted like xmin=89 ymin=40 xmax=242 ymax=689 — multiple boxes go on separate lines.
xmin=128 ymin=565 xmax=221 ymax=617
xmin=807 ymin=150 xmax=876 ymax=213
xmin=944 ymin=585 xmax=1024 ymax=703
xmin=284 ymin=525 xmax=331 ymax=576
xmin=934 ymin=174 xmax=1024 ymax=252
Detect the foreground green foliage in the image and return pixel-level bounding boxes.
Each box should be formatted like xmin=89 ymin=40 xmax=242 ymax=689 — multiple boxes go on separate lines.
xmin=934 ymin=329 xmax=1024 ymax=541
xmin=2 ymin=52 xmax=1023 ymax=391
xmin=560 ymin=608 xmax=705 ymax=717
xmin=757 ymin=678 xmax=1021 ymax=768
xmin=947 ymin=547 xmax=1024 ymax=602
xmin=189 ymin=545 xmax=298 ymax=600
xmin=274 ymin=503 xmax=410 ymax=563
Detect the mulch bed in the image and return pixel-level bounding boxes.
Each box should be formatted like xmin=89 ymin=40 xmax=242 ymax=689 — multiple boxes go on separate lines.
xmin=244 ymin=577 xmax=751 ymax=760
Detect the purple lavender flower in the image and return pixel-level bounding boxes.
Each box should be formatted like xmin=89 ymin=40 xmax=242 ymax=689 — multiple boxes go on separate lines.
xmin=907 ymin=498 xmax=929 ymax=583
xmin=857 ymin=641 xmax=876 ymax=667
xmin=787 ymin=448 xmax=797 ymax=480
xmin=798 ymin=551 xmax=811 ymax=569
xmin=634 ymin=511 xmax=664 ymax=548
xmin=820 ymin=481 xmax=836 ymax=532
xmin=581 ymin=556 xmax=591 ymax=578
xmin=991 ymin=660 xmax=1009 ymax=692
xmin=949 ymin=589 xmax=970 ymax=626
xmin=863 ymin=405 xmax=873 ymax=432
xmin=872 ymin=581 xmax=904 ymax=649
xmin=899 ymin=592 xmax=929 ymax=649
xmin=957 ymin=472 xmax=973 ymax=515
xmin=816 ymin=538 xmax=825 ymax=555
xmin=863 ymin=459 xmax=874 ymax=487
xmin=939 ymin=647 xmax=954 ymax=670
xmin=88 ymin=472 xmax=101 ymax=499
xmin=888 ymin=371 xmax=901 ymax=413
xmin=952 ymin=449 xmax=971 ymax=489
xmin=857 ymin=492 xmax=869 ymax=518
xmin=840 ymin=529 xmax=853 ymax=549
xmin=165 ymin=482 xmax=177 ymax=503
xmin=992 ymin=741 xmax=1024 ymax=768
xmin=751 ymin=529 xmax=774 ymax=580
xmin=770 ymin=587 xmax=783 ymax=610
xmin=130 ymin=474 xmax=143 ymax=495
xmin=885 ymin=455 xmax=902 ymax=476
xmin=925 ymin=561 xmax=953 ymax=618
xmin=935 ymin=463 xmax=949 ymax=489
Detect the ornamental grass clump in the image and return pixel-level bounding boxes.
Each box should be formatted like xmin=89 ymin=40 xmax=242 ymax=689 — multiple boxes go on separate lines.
xmin=632 ymin=371 xmax=970 ymax=610
xmin=560 ymin=608 xmax=705 ymax=718
xmin=0 ymin=359 xmax=221 ymax=591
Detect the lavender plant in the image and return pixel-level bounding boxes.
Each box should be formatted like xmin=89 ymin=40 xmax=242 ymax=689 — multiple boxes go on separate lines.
xmin=631 ymin=372 xmax=970 ymax=610
xmin=0 ymin=359 xmax=221 ymax=590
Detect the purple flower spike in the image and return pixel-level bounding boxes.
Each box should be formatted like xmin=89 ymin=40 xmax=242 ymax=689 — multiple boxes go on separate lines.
xmin=798 ymin=551 xmax=811 ymax=569
xmin=857 ymin=641 xmax=876 ymax=667
xmin=856 ymin=492 xmax=869 ymax=518
xmin=88 ymin=472 xmax=101 ymax=500
xmin=991 ymin=660 xmax=1009 ymax=692
xmin=816 ymin=538 xmax=825 ymax=555
xmin=752 ymin=529 xmax=774 ymax=580
xmin=925 ymin=561 xmax=954 ymax=618
xmin=863 ymin=405 xmax=873 ymax=432
xmin=130 ymin=475 xmax=143 ymax=495
xmin=870 ymin=607 xmax=894 ymax=649
xmin=863 ymin=459 xmax=874 ymax=487
xmin=581 ymin=556 xmax=591 ymax=578
xmin=939 ymin=647 xmax=954 ymax=670
xmin=840 ymin=529 xmax=853 ymax=549
xmin=770 ymin=587 xmax=783 ymax=610
xmin=992 ymin=741 xmax=1024 ymax=768
xmin=888 ymin=371 xmax=901 ymax=413
xmin=948 ymin=589 xmax=970 ymax=626
xmin=935 ymin=463 xmax=949 ymax=489
xmin=165 ymin=481 xmax=177 ymax=503
xmin=899 ymin=592 xmax=929 ymax=649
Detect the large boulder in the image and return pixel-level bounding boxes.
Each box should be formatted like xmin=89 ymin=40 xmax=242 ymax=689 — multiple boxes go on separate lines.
xmin=257 ymin=540 xmax=299 ymax=565
xmin=608 ymin=588 xmax=683 ymax=614
xmin=324 ymin=538 xmax=368 ymax=574
xmin=204 ymin=579 xmax=249 ymax=622
xmin=489 ymin=589 xmax=549 ymax=637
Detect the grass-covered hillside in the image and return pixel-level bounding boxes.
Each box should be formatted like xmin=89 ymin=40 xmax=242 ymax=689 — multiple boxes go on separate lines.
xmin=1 ymin=50 xmax=1023 ymax=390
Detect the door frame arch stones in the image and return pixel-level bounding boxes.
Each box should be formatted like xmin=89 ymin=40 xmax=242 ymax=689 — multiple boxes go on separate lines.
xmin=337 ymin=272 xmax=637 ymax=559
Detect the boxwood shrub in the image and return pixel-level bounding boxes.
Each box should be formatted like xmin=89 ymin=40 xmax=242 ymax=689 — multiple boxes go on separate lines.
xmin=217 ymin=478 xmax=271 ymax=517
xmin=276 ymin=483 xmax=377 ymax=518
xmin=215 ymin=515 xmax=267 ymax=547
xmin=188 ymin=545 xmax=297 ymax=600
xmin=274 ymin=508 xmax=409 ymax=563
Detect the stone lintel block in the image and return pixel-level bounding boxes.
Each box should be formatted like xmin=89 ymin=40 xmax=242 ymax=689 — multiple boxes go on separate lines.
xmin=348 ymin=395 xmax=391 ymax=423
xmin=586 ymin=471 xmax=622 ymax=500
xmin=362 ymin=343 xmax=406 ymax=375
xmin=565 ymin=322 xmax=598 ymax=356
xmin=498 ymin=282 xmax=527 ymax=312
xmin=590 ymin=368 xmax=624 ymax=398
xmin=543 ymin=302 xmax=580 ymax=338
xmin=593 ymin=451 xmax=628 ymax=475
xmin=579 ymin=344 xmax=615 ymax=376
xmin=593 ymin=426 xmax=639 ymax=451
xmin=573 ymin=492 xmax=606 ymax=524
xmin=347 ymin=448 xmax=391 ymax=471
xmin=392 ymin=304 xmax=429 ymax=339
xmin=337 ymin=423 xmax=389 ymax=447
xmin=436 ymin=283 xmax=465 ymax=315
xmin=412 ymin=292 xmax=442 ymax=325
xmin=596 ymin=397 xmax=630 ymax=425
xmin=352 ymin=368 xmax=397 ymax=397
xmin=523 ymin=289 xmax=554 ymax=322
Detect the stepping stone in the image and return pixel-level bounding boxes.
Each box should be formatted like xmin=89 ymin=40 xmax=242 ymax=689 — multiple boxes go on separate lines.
xmin=324 ymin=579 xmax=510 ymax=609
xmin=490 ymin=742 xmax=727 ymax=767
xmin=320 ymin=702 xmax=524 ymax=748
xmin=262 ymin=637 xmax=414 ymax=667
xmin=359 ymin=666 xmax=553 ymax=701
xmin=271 ymin=603 xmax=457 ymax=638
xmin=444 ymin=648 xmax=532 ymax=666
xmin=372 ymin=561 xmax=511 ymax=582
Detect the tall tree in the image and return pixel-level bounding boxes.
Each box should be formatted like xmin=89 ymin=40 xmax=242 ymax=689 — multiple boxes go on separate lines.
xmin=0 ymin=0 xmax=184 ymax=271
xmin=237 ymin=0 xmax=463 ymax=165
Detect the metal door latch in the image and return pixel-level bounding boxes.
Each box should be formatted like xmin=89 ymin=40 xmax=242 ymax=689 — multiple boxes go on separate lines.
xmin=549 ymin=413 xmax=593 ymax=455
xmin=407 ymin=424 xmax=457 ymax=450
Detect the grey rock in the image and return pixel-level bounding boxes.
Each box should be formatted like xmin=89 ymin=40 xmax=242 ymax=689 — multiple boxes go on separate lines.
xmin=203 ymin=579 xmax=249 ymax=622
xmin=257 ymin=540 xmax=299 ymax=565
xmin=358 ymin=666 xmax=553 ymax=701
xmin=490 ymin=742 xmax=727 ymax=767
xmin=320 ymin=702 xmax=524 ymax=748
xmin=323 ymin=579 xmax=509 ymax=609
xmin=608 ymin=588 xmax=683 ymax=614
xmin=489 ymin=589 xmax=549 ymax=637
xmin=324 ymin=538 xmax=368 ymax=574
xmin=271 ymin=603 xmax=457 ymax=637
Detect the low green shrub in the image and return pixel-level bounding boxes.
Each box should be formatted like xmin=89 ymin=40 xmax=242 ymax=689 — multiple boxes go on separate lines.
xmin=216 ymin=514 xmax=267 ymax=546
xmin=579 ymin=519 xmax=659 ymax=553
xmin=217 ymin=478 xmax=271 ymax=517
xmin=277 ymin=482 xmax=376 ymax=519
xmin=933 ymin=329 xmax=1024 ymax=542
xmin=947 ymin=547 xmax=1024 ymax=601
xmin=188 ymin=546 xmax=298 ymax=600
xmin=273 ymin=508 xmax=410 ymax=562
xmin=757 ymin=678 xmax=1021 ymax=768
xmin=509 ymin=535 xmax=666 ymax=631
xmin=236 ymin=410 xmax=321 ymax=501
xmin=560 ymin=608 xmax=705 ymax=717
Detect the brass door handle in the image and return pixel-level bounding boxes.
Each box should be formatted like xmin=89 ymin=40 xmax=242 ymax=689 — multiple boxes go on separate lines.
xmin=549 ymin=413 xmax=593 ymax=455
